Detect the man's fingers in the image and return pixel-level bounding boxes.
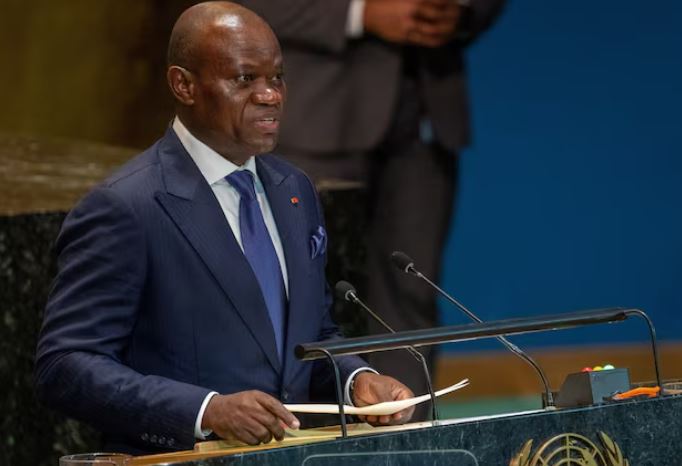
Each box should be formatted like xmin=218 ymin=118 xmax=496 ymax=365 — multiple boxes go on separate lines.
xmin=207 ymin=391 xmax=302 ymax=445
xmin=415 ymin=5 xmax=442 ymax=21
xmin=416 ymin=20 xmax=456 ymax=39
xmin=353 ymin=394 xmax=371 ymax=408
xmin=256 ymin=392 xmax=300 ymax=429
xmin=415 ymin=0 xmax=459 ymax=20
xmin=393 ymin=385 xmax=414 ymax=401
xmin=252 ymin=409 xmax=286 ymax=441
xmin=250 ymin=424 xmax=273 ymax=444
xmin=238 ymin=415 xmax=280 ymax=445
xmin=416 ymin=4 xmax=458 ymax=22
xmin=235 ymin=426 xmax=260 ymax=446
xmin=351 ymin=374 xmax=415 ymax=425
xmin=272 ymin=427 xmax=286 ymax=442
xmin=411 ymin=1 xmax=459 ymax=47
xmin=391 ymin=411 xmax=405 ymax=423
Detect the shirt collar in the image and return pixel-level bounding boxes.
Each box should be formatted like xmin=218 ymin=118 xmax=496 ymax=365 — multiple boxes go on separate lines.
xmin=172 ymin=117 xmax=257 ymax=185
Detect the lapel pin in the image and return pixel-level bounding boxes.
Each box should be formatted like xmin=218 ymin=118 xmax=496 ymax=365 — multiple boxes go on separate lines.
xmin=290 ymin=196 xmax=299 ymax=206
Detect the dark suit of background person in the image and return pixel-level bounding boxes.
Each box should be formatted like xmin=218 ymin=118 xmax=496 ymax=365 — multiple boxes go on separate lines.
xmin=237 ymin=0 xmax=505 ymax=419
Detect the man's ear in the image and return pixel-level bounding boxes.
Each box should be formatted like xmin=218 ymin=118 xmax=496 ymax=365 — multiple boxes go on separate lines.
xmin=167 ymin=66 xmax=195 ymax=105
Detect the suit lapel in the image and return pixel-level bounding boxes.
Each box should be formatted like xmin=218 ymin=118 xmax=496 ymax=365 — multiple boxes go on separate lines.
xmin=257 ymin=158 xmax=312 ymax=384
xmin=154 ymin=130 xmax=282 ymax=375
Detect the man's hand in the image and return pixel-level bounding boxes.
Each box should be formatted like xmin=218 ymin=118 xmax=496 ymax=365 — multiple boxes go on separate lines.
xmin=202 ymin=391 xmax=300 ymax=445
xmin=364 ymin=0 xmax=460 ymax=48
xmin=352 ymin=372 xmax=415 ymax=425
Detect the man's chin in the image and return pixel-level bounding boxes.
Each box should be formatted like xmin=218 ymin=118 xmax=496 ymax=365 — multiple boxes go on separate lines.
xmin=249 ymin=137 xmax=279 ymax=156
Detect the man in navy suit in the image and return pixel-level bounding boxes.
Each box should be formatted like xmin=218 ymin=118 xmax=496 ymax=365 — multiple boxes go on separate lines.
xmin=35 ymin=2 xmax=413 ymax=455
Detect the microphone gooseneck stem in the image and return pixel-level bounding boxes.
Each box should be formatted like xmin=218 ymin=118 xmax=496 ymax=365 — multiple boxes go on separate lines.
xmin=414 ymin=350 xmax=438 ymax=423
xmin=624 ymin=309 xmax=663 ymax=391
xmin=316 ymin=347 xmax=348 ymax=437
xmin=348 ymin=292 xmax=440 ymax=422
xmin=407 ymin=265 xmax=555 ymax=408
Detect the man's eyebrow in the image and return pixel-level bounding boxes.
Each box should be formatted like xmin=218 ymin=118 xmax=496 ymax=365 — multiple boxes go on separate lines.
xmin=230 ymin=62 xmax=284 ymax=73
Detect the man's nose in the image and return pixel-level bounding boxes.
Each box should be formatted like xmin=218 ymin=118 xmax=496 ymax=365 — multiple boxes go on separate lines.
xmin=252 ymin=84 xmax=282 ymax=105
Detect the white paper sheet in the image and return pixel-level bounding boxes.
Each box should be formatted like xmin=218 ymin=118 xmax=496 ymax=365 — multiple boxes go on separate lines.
xmin=284 ymin=378 xmax=469 ymax=416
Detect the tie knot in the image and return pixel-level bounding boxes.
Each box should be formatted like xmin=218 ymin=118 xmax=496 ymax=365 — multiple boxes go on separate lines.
xmin=226 ymin=170 xmax=257 ymax=201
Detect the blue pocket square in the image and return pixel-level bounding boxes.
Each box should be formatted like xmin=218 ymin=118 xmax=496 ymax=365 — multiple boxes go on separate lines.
xmin=310 ymin=226 xmax=327 ymax=259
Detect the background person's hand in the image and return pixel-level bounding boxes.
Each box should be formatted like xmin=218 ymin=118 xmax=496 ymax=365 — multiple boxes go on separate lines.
xmin=202 ymin=390 xmax=300 ymax=445
xmin=351 ymin=372 xmax=415 ymax=425
xmin=412 ymin=0 xmax=460 ymax=46
xmin=363 ymin=0 xmax=460 ymax=48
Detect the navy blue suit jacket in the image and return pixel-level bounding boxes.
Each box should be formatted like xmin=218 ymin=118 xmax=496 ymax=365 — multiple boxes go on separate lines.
xmin=35 ymin=129 xmax=366 ymax=453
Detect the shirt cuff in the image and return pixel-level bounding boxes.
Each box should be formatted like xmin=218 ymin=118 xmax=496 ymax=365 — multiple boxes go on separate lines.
xmin=194 ymin=391 xmax=219 ymax=440
xmin=344 ymin=367 xmax=378 ymax=405
xmin=345 ymin=0 xmax=366 ymax=38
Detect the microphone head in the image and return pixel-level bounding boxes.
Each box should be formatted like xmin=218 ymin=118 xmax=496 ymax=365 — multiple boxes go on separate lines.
xmin=390 ymin=251 xmax=415 ymax=274
xmin=335 ymin=280 xmax=357 ymax=302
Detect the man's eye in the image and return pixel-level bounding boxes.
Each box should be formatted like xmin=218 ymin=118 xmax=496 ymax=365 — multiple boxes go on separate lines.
xmin=271 ymin=73 xmax=285 ymax=83
xmin=235 ymin=74 xmax=254 ymax=83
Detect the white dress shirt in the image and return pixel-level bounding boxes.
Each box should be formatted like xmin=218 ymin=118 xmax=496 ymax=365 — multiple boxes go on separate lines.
xmin=172 ymin=118 xmax=373 ymax=439
xmin=172 ymin=117 xmax=289 ymax=296
xmin=346 ymin=0 xmax=366 ymax=37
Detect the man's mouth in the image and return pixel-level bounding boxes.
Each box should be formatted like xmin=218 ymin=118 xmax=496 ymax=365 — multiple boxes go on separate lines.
xmin=253 ymin=117 xmax=280 ymax=132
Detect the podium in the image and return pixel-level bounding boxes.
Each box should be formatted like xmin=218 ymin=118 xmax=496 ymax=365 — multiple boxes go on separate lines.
xmin=133 ymin=394 xmax=682 ymax=465
xmin=132 ymin=307 xmax=677 ymax=465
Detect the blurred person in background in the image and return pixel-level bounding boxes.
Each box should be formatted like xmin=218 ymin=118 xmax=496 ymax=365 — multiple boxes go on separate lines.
xmin=238 ymin=0 xmax=505 ymax=420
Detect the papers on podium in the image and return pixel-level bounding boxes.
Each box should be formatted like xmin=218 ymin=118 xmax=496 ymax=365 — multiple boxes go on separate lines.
xmin=283 ymin=378 xmax=469 ymax=416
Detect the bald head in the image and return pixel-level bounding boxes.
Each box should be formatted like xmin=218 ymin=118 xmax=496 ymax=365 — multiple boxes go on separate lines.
xmin=167 ymin=1 xmax=274 ymax=70
xmin=166 ymin=1 xmax=286 ymax=165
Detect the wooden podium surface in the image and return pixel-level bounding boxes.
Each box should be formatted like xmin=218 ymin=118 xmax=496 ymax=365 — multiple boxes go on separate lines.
xmin=132 ymin=394 xmax=681 ymax=465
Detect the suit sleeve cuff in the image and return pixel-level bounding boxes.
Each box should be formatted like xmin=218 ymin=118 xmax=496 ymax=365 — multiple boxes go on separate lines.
xmin=345 ymin=0 xmax=366 ymax=38
xmin=194 ymin=391 xmax=219 ymax=440
xmin=344 ymin=367 xmax=378 ymax=405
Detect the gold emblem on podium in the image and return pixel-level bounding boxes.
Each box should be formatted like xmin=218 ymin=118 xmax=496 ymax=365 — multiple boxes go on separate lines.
xmin=510 ymin=432 xmax=629 ymax=466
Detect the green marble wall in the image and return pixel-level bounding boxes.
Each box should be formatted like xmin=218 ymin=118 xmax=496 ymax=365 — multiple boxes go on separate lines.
xmin=0 ymin=212 xmax=101 ymax=465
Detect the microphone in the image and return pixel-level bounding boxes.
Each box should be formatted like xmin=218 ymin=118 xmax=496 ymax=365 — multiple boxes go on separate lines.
xmin=335 ymin=280 xmax=439 ymax=422
xmin=390 ymin=251 xmax=556 ymax=408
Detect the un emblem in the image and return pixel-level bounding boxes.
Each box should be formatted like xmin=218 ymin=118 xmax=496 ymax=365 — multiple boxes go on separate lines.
xmin=510 ymin=432 xmax=629 ymax=466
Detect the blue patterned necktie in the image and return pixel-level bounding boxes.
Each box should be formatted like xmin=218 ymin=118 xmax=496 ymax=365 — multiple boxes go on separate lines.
xmin=226 ymin=170 xmax=286 ymax=361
